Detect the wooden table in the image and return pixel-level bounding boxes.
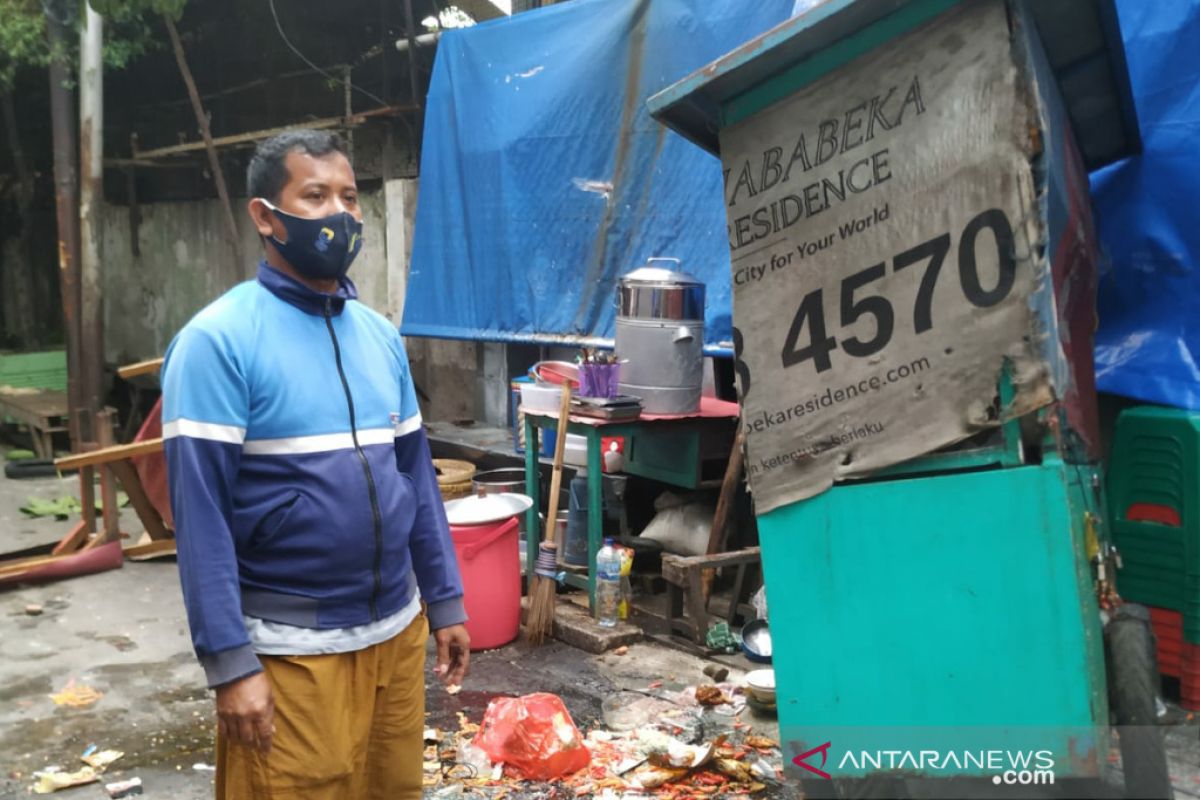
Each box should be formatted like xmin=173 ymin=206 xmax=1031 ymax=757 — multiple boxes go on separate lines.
xmin=523 ymin=396 xmax=739 ymax=608
xmin=0 ymin=390 xmax=69 ymax=458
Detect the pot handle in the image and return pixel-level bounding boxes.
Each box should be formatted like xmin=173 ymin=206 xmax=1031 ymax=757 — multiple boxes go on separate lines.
xmin=461 ymin=519 xmax=516 ymax=561
xmin=673 ymin=325 xmax=694 ymax=344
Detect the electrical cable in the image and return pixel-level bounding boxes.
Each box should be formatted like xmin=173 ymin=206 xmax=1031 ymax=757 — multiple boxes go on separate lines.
xmin=267 ymin=0 xmax=389 ymax=107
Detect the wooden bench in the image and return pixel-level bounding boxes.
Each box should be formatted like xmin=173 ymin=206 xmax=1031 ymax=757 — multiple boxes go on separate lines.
xmin=0 ymin=390 xmax=69 ymax=459
xmin=0 ymin=349 xmax=69 ymax=458
xmin=661 ymin=546 xmax=761 ymax=644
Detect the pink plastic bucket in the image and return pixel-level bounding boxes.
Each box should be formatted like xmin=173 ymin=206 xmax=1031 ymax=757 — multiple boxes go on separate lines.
xmin=450 ymin=516 xmax=521 ymax=651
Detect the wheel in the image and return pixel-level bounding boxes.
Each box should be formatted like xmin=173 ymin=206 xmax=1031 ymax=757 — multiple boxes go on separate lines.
xmin=3 ymin=459 xmax=59 ymax=479
xmin=1106 ymin=604 xmax=1173 ymax=799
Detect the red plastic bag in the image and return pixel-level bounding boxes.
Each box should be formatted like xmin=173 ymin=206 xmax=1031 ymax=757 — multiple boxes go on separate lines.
xmin=474 ymin=693 xmax=591 ymax=780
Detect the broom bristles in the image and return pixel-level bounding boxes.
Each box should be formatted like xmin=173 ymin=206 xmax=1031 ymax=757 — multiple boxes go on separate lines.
xmin=525 ymin=574 xmax=557 ymax=645
xmin=526 ymin=541 xmax=559 ymax=644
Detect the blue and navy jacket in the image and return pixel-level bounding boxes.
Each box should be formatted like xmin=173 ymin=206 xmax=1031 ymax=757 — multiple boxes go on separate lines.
xmin=162 ymin=263 xmax=465 ymax=688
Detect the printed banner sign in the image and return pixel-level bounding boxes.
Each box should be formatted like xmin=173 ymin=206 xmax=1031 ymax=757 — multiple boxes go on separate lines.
xmin=719 ymin=1 xmax=1058 ymax=512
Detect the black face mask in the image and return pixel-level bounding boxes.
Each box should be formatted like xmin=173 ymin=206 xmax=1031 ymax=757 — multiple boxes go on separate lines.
xmin=260 ymin=199 xmax=364 ymax=281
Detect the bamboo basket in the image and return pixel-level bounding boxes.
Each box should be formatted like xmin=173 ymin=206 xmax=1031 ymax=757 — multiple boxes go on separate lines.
xmin=434 ymin=458 xmax=476 ymax=501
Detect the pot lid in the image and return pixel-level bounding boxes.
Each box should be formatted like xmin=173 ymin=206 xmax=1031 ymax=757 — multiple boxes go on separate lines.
xmin=620 ymin=258 xmax=703 ymax=288
xmin=444 ymin=492 xmax=534 ymax=526
xmin=619 ymin=266 xmax=700 ymax=287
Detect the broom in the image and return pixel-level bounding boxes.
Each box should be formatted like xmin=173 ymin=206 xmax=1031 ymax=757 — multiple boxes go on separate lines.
xmin=526 ymin=382 xmax=573 ymax=645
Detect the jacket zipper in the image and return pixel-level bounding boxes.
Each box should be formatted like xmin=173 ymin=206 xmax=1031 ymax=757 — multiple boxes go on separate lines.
xmin=323 ymin=297 xmax=384 ymax=620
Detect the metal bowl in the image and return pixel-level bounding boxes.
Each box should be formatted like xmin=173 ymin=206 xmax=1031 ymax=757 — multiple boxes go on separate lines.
xmin=741 ymin=619 xmax=773 ymax=664
xmin=443 ymin=492 xmax=533 ymax=526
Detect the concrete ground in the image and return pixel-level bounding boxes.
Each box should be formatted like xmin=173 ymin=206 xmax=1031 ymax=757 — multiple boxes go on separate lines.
xmin=0 ymin=464 xmax=794 ymax=800
xmin=1 ymin=458 xmax=1197 ymax=800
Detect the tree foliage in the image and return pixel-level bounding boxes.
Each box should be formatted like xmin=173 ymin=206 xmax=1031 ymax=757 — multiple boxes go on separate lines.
xmin=0 ymin=0 xmax=187 ymax=93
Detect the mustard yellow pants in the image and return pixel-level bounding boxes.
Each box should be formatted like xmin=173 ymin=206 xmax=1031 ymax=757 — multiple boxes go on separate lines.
xmin=215 ymin=614 xmax=429 ymax=800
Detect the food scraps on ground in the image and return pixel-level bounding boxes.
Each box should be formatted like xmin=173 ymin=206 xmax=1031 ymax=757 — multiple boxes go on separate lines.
xmin=48 ymin=679 xmax=103 ymax=708
xmin=423 ymin=688 xmax=780 ymax=799
xmin=743 ymin=736 xmax=777 ymax=751
xmin=694 ymin=686 xmax=730 ymax=707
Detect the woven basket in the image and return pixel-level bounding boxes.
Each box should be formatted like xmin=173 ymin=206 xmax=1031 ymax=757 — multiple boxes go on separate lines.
xmin=434 ymin=459 xmax=476 ymax=501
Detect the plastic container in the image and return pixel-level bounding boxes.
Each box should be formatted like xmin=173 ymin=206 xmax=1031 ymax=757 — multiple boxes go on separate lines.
xmin=450 ymin=516 xmax=521 ymax=651
xmin=519 ymin=382 xmax=566 ymax=413
xmin=563 ymin=434 xmax=588 ymax=468
xmin=562 ymin=475 xmax=591 ymax=567
xmin=595 ymin=538 xmax=621 ymax=628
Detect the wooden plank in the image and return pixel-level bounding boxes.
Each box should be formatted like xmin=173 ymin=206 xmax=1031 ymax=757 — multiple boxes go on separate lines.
xmin=132 ymin=105 xmax=410 ymax=160
xmin=55 ymin=438 xmax=163 ymax=470
xmin=109 ymin=459 xmax=170 ymax=541
xmin=686 ymin=565 xmax=709 ymax=644
xmin=116 ymin=358 xmax=164 ymax=380
xmin=662 ymin=547 xmax=762 ymax=585
xmin=0 ymin=552 xmax=65 ymax=575
xmin=123 ymin=538 xmax=176 ymax=561
xmin=79 ymin=466 xmax=97 ymax=534
xmin=703 ymin=426 xmax=746 ymax=600
xmin=0 ymin=390 xmax=69 ymax=423
xmin=52 ymin=520 xmax=90 ymax=556
xmin=95 ymin=411 xmax=120 ymax=544
xmin=164 ymin=16 xmax=243 ymax=270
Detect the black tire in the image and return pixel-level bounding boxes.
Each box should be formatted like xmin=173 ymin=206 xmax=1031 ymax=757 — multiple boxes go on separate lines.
xmin=1107 ymin=604 xmax=1173 ymax=799
xmin=3 ymin=459 xmax=58 ymax=479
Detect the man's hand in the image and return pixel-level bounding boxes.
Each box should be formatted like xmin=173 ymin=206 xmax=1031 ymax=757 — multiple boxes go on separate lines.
xmin=433 ymin=624 xmax=470 ymax=686
xmin=216 ymin=672 xmax=275 ymax=754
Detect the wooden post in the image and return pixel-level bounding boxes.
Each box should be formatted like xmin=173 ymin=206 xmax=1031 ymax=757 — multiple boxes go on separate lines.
xmin=45 ymin=1 xmax=84 ymax=449
xmin=164 ymin=15 xmax=243 ymax=279
xmin=702 ymin=425 xmax=746 ymax=601
xmin=79 ymin=3 xmax=105 ymax=417
xmin=93 ymin=410 xmax=120 ymax=545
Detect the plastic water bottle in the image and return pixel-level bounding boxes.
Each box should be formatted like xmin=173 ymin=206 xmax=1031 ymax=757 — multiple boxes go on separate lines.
xmin=596 ymin=538 xmax=621 ymax=628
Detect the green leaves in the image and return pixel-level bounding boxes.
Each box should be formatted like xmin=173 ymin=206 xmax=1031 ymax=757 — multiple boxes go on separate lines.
xmin=0 ymin=0 xmax=49 ymax=91
xmin=0 ymin=0 xmax=187 ymax=93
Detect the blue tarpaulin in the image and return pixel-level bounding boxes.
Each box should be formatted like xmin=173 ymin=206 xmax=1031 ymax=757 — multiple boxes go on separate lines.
xmin=1091 ymin=0 xmax=1200 ymax=409
xmin=406 ymin=0 xmax=1199 ymax=409
xmin=402 ymin=0 xmax=793 ymax=351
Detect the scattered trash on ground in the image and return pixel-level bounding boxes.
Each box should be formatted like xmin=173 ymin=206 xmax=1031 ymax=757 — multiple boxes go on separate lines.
xmin=32 ymin=745 xmax=124 ymax=794
xmin=705 ymin=623 xmax=739 ymax=654
xmin=191 ymin=763 xmax=216 ymax=772
xmin=104 ymin=776 xmax=144 ymax=798
xmin=421 ymin=687 xmax=782 ymax=798
xmin=81 ymin=747 xmax=124 ymax=771
xmin=25 ymin=603 xmax=44 ymax=616
xmin=48 ymin=679 xmax=103 ymax=708
xmin=475 ymin=693 xmax=591 ymax=780
xmin=32 ymin=765 xmax=99 ymax=794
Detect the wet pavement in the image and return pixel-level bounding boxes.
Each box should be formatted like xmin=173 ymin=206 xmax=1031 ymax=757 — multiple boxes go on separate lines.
xmin=1 ymin=460 xmax=1197 ymax=799
xmin=0 ymin=464 xmax=793 ymax=800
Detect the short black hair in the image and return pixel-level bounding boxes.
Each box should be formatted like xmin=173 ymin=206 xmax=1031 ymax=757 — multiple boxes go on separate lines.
xmin=246 ymin=130 xmax=349 ymax=201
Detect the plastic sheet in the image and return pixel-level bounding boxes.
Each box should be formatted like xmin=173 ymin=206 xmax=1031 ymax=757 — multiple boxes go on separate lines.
xmin=402 ymin=0 xmax=793 ymax=352
xmin=1090 ymin=0 xmax=1200 ymax=409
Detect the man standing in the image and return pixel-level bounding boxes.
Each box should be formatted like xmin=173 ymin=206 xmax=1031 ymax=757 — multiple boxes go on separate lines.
xmin=162 ymin=130 xmax=469 ymax=799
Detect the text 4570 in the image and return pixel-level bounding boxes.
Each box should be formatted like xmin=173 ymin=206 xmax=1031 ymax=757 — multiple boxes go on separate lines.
xmin=733 ymin=208 xmax=1016 ymax=396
